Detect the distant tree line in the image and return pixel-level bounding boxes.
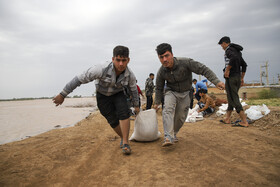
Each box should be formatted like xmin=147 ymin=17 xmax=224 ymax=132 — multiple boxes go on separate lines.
xmin=0 ymin=95 xmax=83 ymax=102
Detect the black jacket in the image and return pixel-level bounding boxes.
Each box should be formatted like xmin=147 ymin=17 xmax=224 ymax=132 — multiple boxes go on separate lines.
xmin=225 ymin=43 xmax=247 ymax=77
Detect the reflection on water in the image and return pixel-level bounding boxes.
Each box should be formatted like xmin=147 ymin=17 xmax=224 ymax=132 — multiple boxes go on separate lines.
xmin=0 ymin=97 xmax=97 ymax=145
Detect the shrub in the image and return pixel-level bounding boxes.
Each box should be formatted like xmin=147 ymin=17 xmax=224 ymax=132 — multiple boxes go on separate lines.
xmin=257 ymin=89 xmax=278 ymax=99
xmin=247 ymin=98 xmax=280 ymax=106
xmin=73 ymin=95 xmax=82 ymax=98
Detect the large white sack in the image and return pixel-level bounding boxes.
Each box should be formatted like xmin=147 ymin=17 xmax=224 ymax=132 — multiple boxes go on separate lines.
xmin=129 ymin=109 xmax=161 ymax=141
xmin=245 ymin=104 xmax=270 ymax=120
xmin=185 ymin=105 xmax=204 ymax=123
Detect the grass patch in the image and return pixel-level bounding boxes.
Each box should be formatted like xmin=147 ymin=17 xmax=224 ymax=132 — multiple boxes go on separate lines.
xmin=257 ymin=89 xmax=278 ymax=99
xmin=246 ymin=98 xmax=280 ymax=106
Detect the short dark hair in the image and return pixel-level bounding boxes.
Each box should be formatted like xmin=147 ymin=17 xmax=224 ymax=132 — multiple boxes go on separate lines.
xmin=198 ymin=88 xmax=207 ymax=94
xmin=218 ymin=36 xmax=231 ymax=44
xmin=113 ymin=45 xmax=129 ymax=57
xmin=156 ymin=43 xmax=173 ymax=55
xmin=149 ymin=73 xmax=154 ymax=77
xmin=192 ymin=79 xmax=197 ymax=82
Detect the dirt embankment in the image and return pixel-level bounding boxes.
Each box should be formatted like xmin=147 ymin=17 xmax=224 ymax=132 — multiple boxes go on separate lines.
xmin=0 ymin=107 xmax=280 ymax=186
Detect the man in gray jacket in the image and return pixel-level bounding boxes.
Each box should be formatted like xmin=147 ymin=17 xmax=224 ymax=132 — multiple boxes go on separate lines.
xmin=153 ymin=43 xmax=225 ymax=146
xmin=53 ymin=46 xmax=139 ymax=155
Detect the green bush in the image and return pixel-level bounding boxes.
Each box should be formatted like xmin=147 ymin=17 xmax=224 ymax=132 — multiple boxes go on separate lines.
xmin=247 ymin=98 xmax=280 ymax=106
xmin=257 ymin=89 xmax=278 ymax=99
xmin=73 ymin=95 xmax=82 ymax=98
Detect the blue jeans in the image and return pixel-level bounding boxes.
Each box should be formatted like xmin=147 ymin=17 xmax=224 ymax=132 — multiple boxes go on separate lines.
xmin=198 ymin=102 xmax=215 ymax=116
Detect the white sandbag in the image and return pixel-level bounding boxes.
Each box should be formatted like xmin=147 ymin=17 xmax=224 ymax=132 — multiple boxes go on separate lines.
xmin=241 ymin=102 xmax=247 ymax=107
xmin=187 ymin=116 xmax=196 ymax=123
xmin=216 ymin=110 xmax=226 ymax=116
xmin=186 ymin=108 xmax=197 ymax=122
xmin=216 ymin=100 xmax=247 ymax=116
xmin=219 ymin=103 xmax=228 ymax=111
xmin=245 ymin=104 xmax=270 ymax=120
xmin=196 ymin=113 xmax=204 ymax=121
xmin=129 ymin=109 xmax=161 ymax=141
xmin=185 ymin=105 xmax=204 ymax=123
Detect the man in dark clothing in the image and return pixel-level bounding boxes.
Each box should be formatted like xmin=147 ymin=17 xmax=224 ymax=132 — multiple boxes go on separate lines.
xmin=218 ymin=36 xmax=249 ymax=127
xmin=145 ymin=73 xmax=155 ymax=110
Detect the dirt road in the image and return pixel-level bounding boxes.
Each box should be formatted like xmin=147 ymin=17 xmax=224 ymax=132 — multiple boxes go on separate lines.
xmin=0 ymin=107 xmax=279 ymax=186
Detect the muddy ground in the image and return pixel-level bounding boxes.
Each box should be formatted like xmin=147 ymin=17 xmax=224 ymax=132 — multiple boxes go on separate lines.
xmin=0 ymin=107 xmax=279 ymax=186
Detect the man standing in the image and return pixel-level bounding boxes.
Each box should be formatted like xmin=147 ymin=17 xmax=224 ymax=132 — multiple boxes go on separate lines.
xmin=192 ymin=78 xmax=208 ymax=101
xmin=218 ymin=36 xmax=249 ymax=127
xmin=145 ymin=73 xmax=155 ymax=110
xmin=153 ymin=43 xmax=225 ymax=146
xmin=53 ymin=46 xmax=139 ymax=155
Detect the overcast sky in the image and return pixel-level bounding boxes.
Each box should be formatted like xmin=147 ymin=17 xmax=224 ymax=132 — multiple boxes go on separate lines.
xmin=0 ymin=0 xmax=279 ymax=99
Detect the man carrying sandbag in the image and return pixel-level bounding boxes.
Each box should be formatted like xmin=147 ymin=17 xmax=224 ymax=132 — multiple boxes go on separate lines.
xmin=53 ymin=46 xmax=139 ymax=155
xmin=153 ymin=43 xmax=225 ymax=146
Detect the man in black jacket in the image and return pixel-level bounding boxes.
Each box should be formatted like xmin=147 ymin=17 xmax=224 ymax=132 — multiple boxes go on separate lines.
xmin=218 ymin=36 xmax=249 ymax=127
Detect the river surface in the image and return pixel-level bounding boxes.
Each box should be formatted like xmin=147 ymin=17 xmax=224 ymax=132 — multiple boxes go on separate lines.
xmin=0 ymin=97 xmax=97 ymax=144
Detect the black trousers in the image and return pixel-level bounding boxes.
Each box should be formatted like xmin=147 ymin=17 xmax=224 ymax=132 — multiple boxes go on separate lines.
xmin=189 ymin=89 xmax=194 ymax=109
xmin=225 ymin=76 xmax=243 ymax=113
xmin=146 ymin=95 xmax=153 ymax=110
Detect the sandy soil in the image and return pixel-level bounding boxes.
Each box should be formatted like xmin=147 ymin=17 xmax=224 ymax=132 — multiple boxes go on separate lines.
xmin=0 ymin=106 xmax=279 ymax=186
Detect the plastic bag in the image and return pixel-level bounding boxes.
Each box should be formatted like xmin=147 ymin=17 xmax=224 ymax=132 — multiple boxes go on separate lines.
xmin=216 ymin=100 xmax=247 ymax=116
xmin=129 ymin=109 xmax=161 ymax=141
xmin=245 ymin=104 xmax=270 ymax=120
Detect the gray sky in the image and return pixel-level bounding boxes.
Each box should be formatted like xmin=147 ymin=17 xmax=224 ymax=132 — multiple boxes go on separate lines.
xmin=0 ymin=0 xmax=279 ymax=99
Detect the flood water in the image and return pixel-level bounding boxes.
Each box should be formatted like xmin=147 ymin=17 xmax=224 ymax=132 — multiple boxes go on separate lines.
xmin=0 ymin=97 xmax=97 ymax=144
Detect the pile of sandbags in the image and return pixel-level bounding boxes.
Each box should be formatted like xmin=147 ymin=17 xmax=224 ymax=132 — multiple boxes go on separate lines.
xmin=216 ymin=99 xmax=247 ymax=116
xmin=215 ymin=99 xmax=270 ymax=121
xmin=185 ymin=104 xmax=204 ymax=123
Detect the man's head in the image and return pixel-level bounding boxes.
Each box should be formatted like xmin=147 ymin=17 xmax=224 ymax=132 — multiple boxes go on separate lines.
xmin=198 ymin=88 xmax=207 ymax=96
xmin=112 ymin=45 xmax=130 ymax=75
xmin=192 ymin=79 xmax=197 ymax=85
xmin=149 ymin=73 xmax=154 ymax=80
xmin=113 ymin=45 xmax=129 ymax=58
xmin=156 ymin=43 xmax=174 ymax=69
xmin=218 ymin=36 xmax=231 ymax=50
